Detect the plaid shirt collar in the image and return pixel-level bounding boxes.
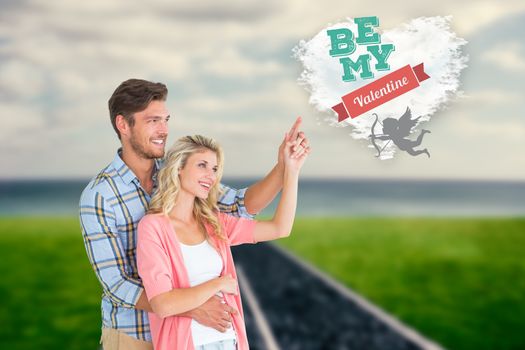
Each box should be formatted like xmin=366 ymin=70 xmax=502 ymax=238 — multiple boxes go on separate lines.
xmin=112 ymin=148 xmax=163 ymax=188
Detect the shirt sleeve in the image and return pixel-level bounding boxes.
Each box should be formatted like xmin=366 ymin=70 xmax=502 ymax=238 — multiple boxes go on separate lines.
xmin=219 ymin=212 xmax=257 ymax=246
xmin=218 ymin=184 xmax=255 ymax=219
xmin=136 ymin=216 xmax=174 ymax=300
xmin=79 ymin=189 xmax=142 ymax=308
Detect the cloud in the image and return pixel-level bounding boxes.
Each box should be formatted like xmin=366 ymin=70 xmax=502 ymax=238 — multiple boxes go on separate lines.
xmin=450 ymin=1 xmax=525 ymax=35
xmin=0 ymin=103 xmax=46 ymax=154
xmin=176 ymin=79 xmax=306 ymax=116
xmin=200 ymin=48 xmax=283 ymax=78
xmin=481 ymin=41 xmax=525 ymax=73
xmin=463 ymin=89 xmax=521 ymax=104
xmin=155 ymin=0 xmax=282 ymax=22
xmin=0 ymin=60 xmax=46 ymax=99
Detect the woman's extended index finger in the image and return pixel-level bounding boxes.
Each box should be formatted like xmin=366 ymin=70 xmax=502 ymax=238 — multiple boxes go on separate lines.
xmin=288 ymin=116 xmax=302 ymax=141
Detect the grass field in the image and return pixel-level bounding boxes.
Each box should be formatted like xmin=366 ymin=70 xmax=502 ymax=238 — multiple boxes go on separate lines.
xmin=0 ymin=218 xmax=101 ymax=349
xmin=1 ymin=217 xmax=524 ymax=349
xmin=279 ymin=217 xmax=525 ymax=350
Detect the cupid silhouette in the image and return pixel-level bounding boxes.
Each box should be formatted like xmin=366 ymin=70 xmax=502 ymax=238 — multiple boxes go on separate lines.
xmin=369 ymin=107 xmax=431 ymax=158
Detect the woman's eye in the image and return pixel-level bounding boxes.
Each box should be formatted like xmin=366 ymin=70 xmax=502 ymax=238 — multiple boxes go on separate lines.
xmin=213 ymin=168 xmax=218 ymax=173
xmin=198 ymin=163 xmax=205 ymax=168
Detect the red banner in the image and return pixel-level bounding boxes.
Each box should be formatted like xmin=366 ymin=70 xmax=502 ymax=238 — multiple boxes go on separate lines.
xmin=332 ymin=63 xmax=430 ymax=122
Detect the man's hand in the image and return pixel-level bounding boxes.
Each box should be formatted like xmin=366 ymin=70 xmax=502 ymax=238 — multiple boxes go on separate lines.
xmin=278 ymin=117 xmax=310 ymax=166
xmin=189 ymin=295 xmax=238 ymax=332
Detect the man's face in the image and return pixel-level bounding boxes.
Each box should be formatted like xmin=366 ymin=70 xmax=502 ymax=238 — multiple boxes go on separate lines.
xmin=127 ymin=100 xmax=170 ymax=159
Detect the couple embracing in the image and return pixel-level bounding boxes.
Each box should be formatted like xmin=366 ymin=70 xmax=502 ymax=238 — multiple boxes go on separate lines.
xmin=79 ymin=79 xmax=310 ymax=350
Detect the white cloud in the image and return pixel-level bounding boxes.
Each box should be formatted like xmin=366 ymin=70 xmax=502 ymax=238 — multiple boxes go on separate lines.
xmin=153 ymin=0 xmax=282 ymax=22
xmin=449 ymin=1 xmax=525 ymax=35
xmin=177 ymin=79 xmax=306 ymax=116
xmin=200 ymin=48 xmax=283 ymax=78
xmin=0 ymin=60 xmax=45 ymax=98
xmin=482 ymin=42 xmax=525 ymax=73
xmin=0 ymin=103 xmax=47 ymax=163
xmin=463 ymin=89 xmax=521 ymax=104
xmin=453 ymin=114 xmax=525 ymax=140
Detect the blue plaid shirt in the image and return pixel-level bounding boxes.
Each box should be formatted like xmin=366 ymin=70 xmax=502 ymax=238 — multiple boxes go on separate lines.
xmin=79 ymin=150 xmax=253 ymax=341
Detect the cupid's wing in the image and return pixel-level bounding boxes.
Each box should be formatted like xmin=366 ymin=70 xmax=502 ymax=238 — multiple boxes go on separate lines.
xmin=397 ymin=107 xmax=420 ymax=137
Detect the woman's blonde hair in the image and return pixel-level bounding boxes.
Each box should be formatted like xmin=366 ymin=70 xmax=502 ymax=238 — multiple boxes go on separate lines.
xmin=148 ymin=135 xmax=225 ymax=240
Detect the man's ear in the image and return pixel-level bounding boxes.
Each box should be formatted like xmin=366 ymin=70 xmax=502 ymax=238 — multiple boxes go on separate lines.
xmin=116 ymin=115 xmax=130 ymax=138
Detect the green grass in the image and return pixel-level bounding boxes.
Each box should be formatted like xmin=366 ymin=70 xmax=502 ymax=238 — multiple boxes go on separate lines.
xmin=279 ymin=217 xmax=525 ymax=350
xmin=1 ymin=217 xmax=524 ymax=350
xmin=0 ymin=217 xmax=101 ymax=349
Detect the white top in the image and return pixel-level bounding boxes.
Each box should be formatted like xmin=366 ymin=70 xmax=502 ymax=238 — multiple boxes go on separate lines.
xmin=179 ymin=239 xmax=236 ymax=346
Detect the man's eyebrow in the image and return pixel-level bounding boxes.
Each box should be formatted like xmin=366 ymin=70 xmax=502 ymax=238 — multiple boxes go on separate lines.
xmin=146 ymin=115 xmax=170 ymax=119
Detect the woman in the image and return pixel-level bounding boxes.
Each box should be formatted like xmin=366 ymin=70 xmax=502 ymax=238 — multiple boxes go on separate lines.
xmin=137 ymin=134 xmax=308 ymax=350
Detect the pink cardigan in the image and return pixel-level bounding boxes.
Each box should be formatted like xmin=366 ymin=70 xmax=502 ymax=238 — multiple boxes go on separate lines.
xmin=137 ymin=212 xmax=257 ymax=350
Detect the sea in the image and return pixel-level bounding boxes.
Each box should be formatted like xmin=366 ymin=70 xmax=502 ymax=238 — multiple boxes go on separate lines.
xmin=1 ymin=178 xmax=524 ymax=218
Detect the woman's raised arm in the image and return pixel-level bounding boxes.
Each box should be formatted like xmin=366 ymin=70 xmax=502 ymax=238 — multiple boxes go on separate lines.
xmin=252 ymin=136 xmax=309 ymax=242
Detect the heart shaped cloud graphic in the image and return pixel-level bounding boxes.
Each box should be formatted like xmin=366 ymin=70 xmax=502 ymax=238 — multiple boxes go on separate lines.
xmin=294 ymin=16 xmax=468 ymax=159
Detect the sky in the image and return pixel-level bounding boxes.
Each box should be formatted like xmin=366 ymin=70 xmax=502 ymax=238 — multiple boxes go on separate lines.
xmin=1 ymin=0 xmax=524 ymax=181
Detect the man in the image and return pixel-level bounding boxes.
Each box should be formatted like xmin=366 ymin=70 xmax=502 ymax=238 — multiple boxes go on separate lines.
xmin=79 ymin=79 xmax=310 ymax=350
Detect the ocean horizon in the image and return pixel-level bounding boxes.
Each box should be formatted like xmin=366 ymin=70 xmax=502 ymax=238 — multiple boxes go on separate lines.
xmin=1 ymin=178 xmax=524 ymax=218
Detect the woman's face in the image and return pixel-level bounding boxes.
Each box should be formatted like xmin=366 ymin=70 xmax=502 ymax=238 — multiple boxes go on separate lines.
xmin=178 ymin=149 xmax=218 ymax=200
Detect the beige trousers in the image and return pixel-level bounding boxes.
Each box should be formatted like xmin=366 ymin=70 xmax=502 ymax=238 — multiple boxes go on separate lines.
xmin=101 ymin=328 xmax=153 ymax=350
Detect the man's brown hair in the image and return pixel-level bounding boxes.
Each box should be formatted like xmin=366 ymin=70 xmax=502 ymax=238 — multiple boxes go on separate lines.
xmin=108 ymin=79 xmax=168 ymax=139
